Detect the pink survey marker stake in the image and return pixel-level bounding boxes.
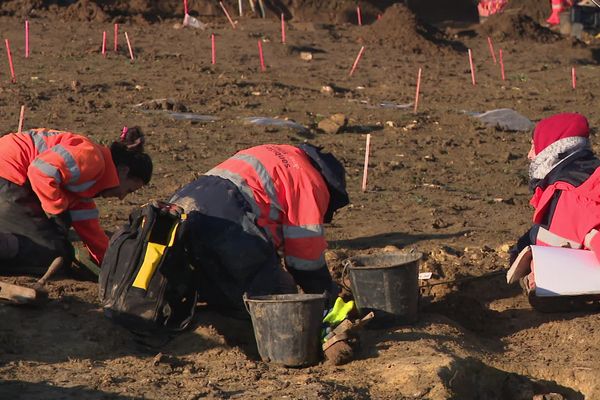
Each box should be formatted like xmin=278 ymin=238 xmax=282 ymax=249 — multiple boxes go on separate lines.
xmin=102 ymin=31 xmax=106 ymax=57
xmin=499 ymin=48 xmax=505 ymax=81
xmin=258 ymin=40 xmax=266 ymax=72
xmin=220 ymin=2 xmax=237 ymax=29
xmin=211 ymin=34 xmax=216 ymax=65
xmin=361 ymin=134 xmax=371 ymax=192
xmin=184 ymin=0 xmax=189 ymax=15
xmin=125 ymin=32 xmax=134 ymax=61
xmin=572 ymin=66 xmax=576 ymax=89
xmin=349 ymin=46 xmax=365 ymax=76
xmin=114 ymin=23 xmax=118 ymax=52
xmin=357 ymin=6 xmax=362 ymax=26
xmin=5 ymin=39 xmax=15 ymax=83
xmin=468 ymin=48 xmax=476 ymax=85
xmin=281 ymin=13 xmax=286 ymax=44
xmin=487 ymin=36 xmax=496 ymax=64
xmin=25 ymin=20 xmax=30 ymax=58
xmin=414 ymin=67 xmax=422 ymax=114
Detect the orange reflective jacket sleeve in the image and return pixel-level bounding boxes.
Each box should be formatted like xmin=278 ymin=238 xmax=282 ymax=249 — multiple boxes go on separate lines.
xmin=27 ymin=152 xmax=70 ymax=215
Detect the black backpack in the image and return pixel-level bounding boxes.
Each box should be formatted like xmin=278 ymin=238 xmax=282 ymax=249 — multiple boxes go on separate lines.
xmin=99 ymin=201 xmax=197 ymax=335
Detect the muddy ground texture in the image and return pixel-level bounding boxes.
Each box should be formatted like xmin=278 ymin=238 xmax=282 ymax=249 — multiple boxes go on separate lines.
xmin=1 ymin=0 xmax=600 ymax=399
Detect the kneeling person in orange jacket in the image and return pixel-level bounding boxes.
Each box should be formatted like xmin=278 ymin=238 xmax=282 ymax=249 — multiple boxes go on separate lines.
xmin=0 ymin=126 xmax=152 ymax=275
xmin=170 ymin=143 xmax=349 ymax=315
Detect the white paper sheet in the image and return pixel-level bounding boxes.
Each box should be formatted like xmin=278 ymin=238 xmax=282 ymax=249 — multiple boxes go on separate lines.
xmin=531 ymin=245 xmax=600 ymax=297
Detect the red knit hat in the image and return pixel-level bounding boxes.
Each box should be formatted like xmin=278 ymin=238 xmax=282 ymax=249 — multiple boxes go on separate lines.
xmin=533 ymin=113 xmax=589 ymax=154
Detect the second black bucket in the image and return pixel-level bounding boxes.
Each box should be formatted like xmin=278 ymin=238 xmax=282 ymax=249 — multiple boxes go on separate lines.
xmin=243 ymin=293 xmax=326 ymax=367
xmin=346 ymin=251 xmax=422 ymax=328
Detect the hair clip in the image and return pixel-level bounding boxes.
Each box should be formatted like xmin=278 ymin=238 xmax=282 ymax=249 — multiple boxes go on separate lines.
xmin=120 ymin=126 xmax=129 ymax=141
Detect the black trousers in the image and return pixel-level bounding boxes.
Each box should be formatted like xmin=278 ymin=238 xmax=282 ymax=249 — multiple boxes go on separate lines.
xmin=172 ymin=175 xmax=297 ymax=314
xmin=0 ymin=178 xmax=71 ymax=274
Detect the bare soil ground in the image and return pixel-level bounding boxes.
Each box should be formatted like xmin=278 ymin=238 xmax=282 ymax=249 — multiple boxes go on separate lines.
xmin=1 ymin=0 xmax=600 ymax=398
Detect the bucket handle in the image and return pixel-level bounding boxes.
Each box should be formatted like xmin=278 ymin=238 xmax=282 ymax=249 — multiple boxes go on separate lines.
xmin=242 ymin=292 xmax=250 ymax=314
xmin=341 ymin=259 xmax=353 ymax=292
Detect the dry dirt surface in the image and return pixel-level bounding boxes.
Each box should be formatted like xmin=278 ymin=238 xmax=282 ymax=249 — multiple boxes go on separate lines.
xmin=1 ymin=0 xmax=600 ymax=399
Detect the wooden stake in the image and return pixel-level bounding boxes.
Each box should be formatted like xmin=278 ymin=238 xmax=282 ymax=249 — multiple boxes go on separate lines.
xmin=18 ymin=105 xmax=25 ymax=133
xmin=361 ymin=134 xmax=371 ymax=192
xmin=468 ymin=48 xmax=476 ymax=86
xmin=102 ymin=31 xmax=106 ymax=57
xmin=220 ymin=1 xmax=237 ymax=29
xmin=125 ymin=32 xmax=134 ymax=61
xmin=414 ymin=67 xmax=422 ymax=114
xmin=487 ymin=36 xmax=496 ymax=64
xmin=257 ymin=0 xmax=266 ymax=18
xmin=349 ymin=46 xmax=365 ymax=76
xmin=238 ymin=0 xmax=243 ymax=16
xmin=572 ymin=66 xmax=576 ymax=89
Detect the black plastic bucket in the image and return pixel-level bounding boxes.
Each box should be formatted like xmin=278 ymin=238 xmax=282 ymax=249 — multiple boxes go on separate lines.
xmin=346 ymin=251 xmax=422 ymax=328
xmin=243 ymin=293 xmax=327 ymax=367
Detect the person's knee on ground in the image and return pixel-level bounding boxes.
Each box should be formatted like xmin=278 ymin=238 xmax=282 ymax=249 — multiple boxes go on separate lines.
xmin=0 ymin=232 xmax=18 ymax=259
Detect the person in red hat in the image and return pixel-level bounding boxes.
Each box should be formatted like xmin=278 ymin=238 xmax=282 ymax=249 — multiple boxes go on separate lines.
xmin=513 ymin=112 xmax=600 ymax=308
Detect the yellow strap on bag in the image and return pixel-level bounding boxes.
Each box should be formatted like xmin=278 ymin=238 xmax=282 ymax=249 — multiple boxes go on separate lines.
xmin=131 ymin=218 xmax=182 ymax=290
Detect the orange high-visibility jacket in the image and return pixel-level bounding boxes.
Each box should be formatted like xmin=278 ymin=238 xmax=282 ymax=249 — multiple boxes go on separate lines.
xmin=206 ymin=144 xmax=330 ymax=272
xmin=0 ymin=128 xmax=120 ymax=264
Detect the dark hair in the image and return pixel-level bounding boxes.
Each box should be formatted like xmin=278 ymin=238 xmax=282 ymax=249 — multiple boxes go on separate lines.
xmin=110 ymin=126 xmax=153 ymax=184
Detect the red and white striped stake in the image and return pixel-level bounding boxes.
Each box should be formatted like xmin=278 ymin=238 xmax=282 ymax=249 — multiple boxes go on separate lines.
xmin=114 ymin=23 xmax=118 ymax=52
xmin=220 ymin=2 xmax=237 ymax=29
xmin=258 ymin=40 xmax=266 ymax=72
xmin=25 ymin=20 xmax=30 ymax=58
xmin=357 ymin=6 xmax=362 ymax=26
xmin=468 ymin=48 xmax=476 ymax=86
xmin=17 ymin=105 xmax=25 ymax=133
xmin=211 ymin=33 xmax=216 ymax=65
xmin=281 ymin=13 xmax=286 ymax=44
xmin=124 ymin=32 xmax=134 ymax=61
xmin=499 ymin=48 xmax=505 ymax=81
xmin=361 ymin=134 xmax=371 ymax=192
xmin=487 ymin=36 xmax=496 ymax=64
xmin=5 ymin=39 xmax=15 ymax=83
xmin=102 ymin=31 xmax=106 ymax=57
xmin=414 ymin=67 xmax=422 ymax=114
xmin=184 ymin=0 xmax=188 ymax=15
xmin=572 ymin=66 xmax=576 ymax=89
xmin=349 ymin=46 xmax=365 ymax=76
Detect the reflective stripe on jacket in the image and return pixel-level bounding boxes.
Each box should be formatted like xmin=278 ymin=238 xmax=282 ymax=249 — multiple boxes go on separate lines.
xmin=206 ymin=144 xmax=330 ymax=271
xmin=0 ymin=128 xmax=120 ymax=264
